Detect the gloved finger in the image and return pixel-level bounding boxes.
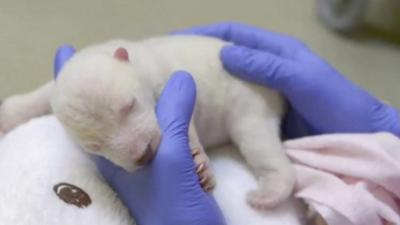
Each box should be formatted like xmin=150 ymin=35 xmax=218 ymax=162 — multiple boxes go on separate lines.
xmin=221 ymin=45 xmax=295 ymax=89
xmin=176 ymin=22 xmax=305 ymax=56
xmin=54 ymin=44 xmax=76 ymax=79
xmin=156 ymin=71 xmax=196 ymax=136
xmin=92 ymin=155 xmax=124 ymax=184
xmin=369 ymin=102 xmax=400 ymax=136
xmin=282 ymin=107 xmax=313 ymax=139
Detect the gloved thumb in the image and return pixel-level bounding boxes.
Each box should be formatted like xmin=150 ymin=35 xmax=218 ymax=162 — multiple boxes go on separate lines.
xmin=221 ymin=45 xmax=294 ymax=89
xmin=54 ymin=45 xmax=75 ymax=79
xmin=156 ymin=71 xmax=196 ymax=138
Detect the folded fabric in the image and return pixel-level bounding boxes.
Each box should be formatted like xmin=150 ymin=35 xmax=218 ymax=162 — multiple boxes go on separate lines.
xmin=285 ymin=132 xmax=400 ymax=225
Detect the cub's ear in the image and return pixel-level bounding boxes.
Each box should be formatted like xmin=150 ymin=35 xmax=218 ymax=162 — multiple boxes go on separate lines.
xmin=113 ymin=47 xmax=129 ymax=62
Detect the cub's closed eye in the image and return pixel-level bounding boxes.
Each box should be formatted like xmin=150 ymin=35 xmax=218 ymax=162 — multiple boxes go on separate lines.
xmin=119 ymin=98 xmax=136 ymax=118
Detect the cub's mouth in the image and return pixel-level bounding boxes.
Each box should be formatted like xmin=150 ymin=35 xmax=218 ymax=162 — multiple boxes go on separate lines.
xmin=135 ymin=132 xmax=161 ymax=167
xmin=136 ymin=144 xmax=154 ymax=166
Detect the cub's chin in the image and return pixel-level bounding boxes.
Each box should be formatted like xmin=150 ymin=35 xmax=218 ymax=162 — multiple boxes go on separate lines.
xmin=113 ymin=135 xmax=161 ymax=172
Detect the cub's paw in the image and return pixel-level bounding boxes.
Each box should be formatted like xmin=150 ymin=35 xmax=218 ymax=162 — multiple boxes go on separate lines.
xmin=192 ymin=147 xmax=216 ymax=192
xmin=0 ymin=97 xmax=29 ymax=135
xmin=0 ymin=98 xmax=16 ymax=136
xmin=247 ymin=170 xmax=295 ymax=210
xmin=0 ymin=100 xmax=3 ymax=136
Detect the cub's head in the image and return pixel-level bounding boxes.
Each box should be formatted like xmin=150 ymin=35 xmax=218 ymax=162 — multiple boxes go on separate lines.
xmin=52 ymin=47 xmax=160 ymax=172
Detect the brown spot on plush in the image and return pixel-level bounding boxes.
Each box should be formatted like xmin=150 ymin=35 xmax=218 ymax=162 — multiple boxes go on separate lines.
xmin=53 ymin=183 xmax=92 ymax=208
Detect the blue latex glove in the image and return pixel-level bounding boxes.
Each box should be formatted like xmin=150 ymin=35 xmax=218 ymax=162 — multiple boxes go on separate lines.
xmin=178 ymin=22 xmax=400 ymax=138
xmin=54 ymin=46 xmax=225 ymax=225
xmin=54 ymin=44 xmax=76 ymax=77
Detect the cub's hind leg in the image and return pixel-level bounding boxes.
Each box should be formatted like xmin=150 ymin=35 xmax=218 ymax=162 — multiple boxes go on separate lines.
xmin=226 ymin=84 xmax=294 ymax=210
xmin=0 ymin=81 xmax=53 ymax=136
xmin=229 ymin=111 xmax=295 ymax=210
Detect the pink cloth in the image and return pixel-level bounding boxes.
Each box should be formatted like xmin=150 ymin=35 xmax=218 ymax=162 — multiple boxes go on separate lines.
xmin=285 ymin=132 xmax=400 ymax=225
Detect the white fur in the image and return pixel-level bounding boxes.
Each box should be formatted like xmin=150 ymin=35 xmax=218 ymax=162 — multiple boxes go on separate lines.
xmin=0 ymin=117 xmax=133 ymax=225
xmin=0 ymin=35 xmax=295 ymax=209
xmin=0 ymin=116 xmax=304 ymax=224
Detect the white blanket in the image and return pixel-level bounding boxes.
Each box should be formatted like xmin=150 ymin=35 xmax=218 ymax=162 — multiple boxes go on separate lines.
xmin=0 ymin=116 xmax=303 ymax=225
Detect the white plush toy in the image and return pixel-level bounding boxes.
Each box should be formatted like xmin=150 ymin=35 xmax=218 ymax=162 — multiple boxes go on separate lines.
xmin=0 ymin=116 xmax=303 ymax=224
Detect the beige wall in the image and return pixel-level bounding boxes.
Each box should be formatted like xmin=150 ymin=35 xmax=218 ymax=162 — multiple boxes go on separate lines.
xmin=1 ymin=0 xmax=400 ymax=106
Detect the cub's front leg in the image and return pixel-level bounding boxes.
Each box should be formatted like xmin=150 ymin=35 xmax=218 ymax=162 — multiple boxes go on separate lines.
xmin=0 ymin=82 xmax=53 ymax=136
xmin=189 ymin=120 xmax=216 ymax=192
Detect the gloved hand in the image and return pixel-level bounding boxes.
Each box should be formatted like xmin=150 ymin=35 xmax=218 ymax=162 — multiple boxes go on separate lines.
xmin=54 ymin=46 xmax=225 ymax=225
xmin=54 ymin=44 xmax=76 ymax=76
xmin=179 ymin=22 xmax=400 ymax=138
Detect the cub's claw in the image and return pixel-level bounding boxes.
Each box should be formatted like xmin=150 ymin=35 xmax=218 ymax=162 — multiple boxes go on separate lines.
xmin=191 ymin=147 xmax=216 ymax=192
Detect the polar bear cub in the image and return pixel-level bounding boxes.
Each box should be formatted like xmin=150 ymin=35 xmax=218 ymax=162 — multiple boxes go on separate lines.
xmin=0 ymin=35 xmax=294 ymax=210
